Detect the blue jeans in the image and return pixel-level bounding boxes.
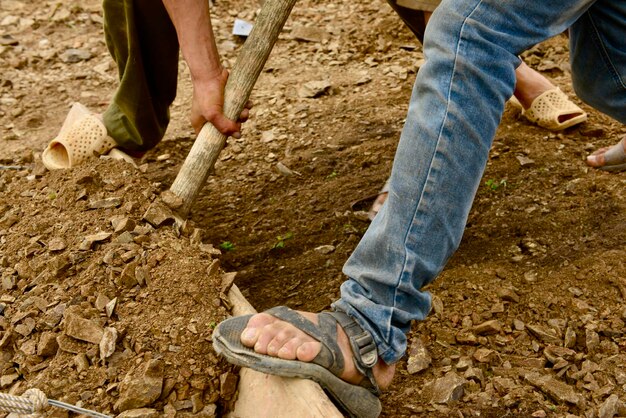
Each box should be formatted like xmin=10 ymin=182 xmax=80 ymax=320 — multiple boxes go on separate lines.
xmin=333 ymin=0 xmax=626 ymax=364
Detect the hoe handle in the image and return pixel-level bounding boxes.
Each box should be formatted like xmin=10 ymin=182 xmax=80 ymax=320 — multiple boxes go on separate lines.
xmin=170 ymin=0 xmax=297 ymax=216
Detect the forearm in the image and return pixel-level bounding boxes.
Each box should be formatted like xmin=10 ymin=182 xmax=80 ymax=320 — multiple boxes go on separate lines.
xmin=162 ymin=0 xmax=223 ymax=83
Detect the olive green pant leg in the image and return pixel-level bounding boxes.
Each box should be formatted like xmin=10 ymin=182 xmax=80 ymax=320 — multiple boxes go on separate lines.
xmin=102 ymin=0 xmax=179 ymax=153
xmin=386 ymin=0 xmax=427 ymax=44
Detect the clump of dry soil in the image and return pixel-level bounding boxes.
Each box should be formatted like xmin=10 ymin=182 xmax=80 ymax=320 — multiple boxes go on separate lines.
xmin=1 ymin=159 xmax=237 ymax=417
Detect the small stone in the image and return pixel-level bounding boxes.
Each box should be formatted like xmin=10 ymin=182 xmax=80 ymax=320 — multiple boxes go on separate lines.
xmin=65 ymin=314 xmax=104 ymax=344
xmin=142 ymin=202 xmax=176 ymax=228
xmin=0 ymin=34 xmax=18 ymax=46
xmin=0 ymin=373 xmax=19 ymax=388
xmin=117 ymin=409 xmax=160 ymax=418
xmin=195 ymin=405 xmax=217 ymax=418
xmin=406 ymin=337 xmax=431 ymax=375
xmin=423 ymin=372 xmax=467 ymax=404
xmin=456 ymin=330 xmax=478 ymax=345
xmin=598 ymin=394 xmax=621 ymax=418
xmin=524 ymin=372 xmax=583 ymax=406
xmin=291 ymin=25 xmax=328 ymax=42
xmin=564 ymin=327 xmax=577 ymax=348
xmin=314 ymin=245 xmax=335 ymax=255
xmin=135 ymin=265 xmax=149 ymax=286
xmin=95 ymin=293 xmax=111 ymax=311
xmin=455 ymin=357 xmax=473 ymax=372
xmin=431 ymin=296 xmax=444 ymax=316
xmin=298 ymin=80 xmax=332 ymax=98
xmin=219 ymin=372 xmax=238 ymax=399
xmin=513 ymin=319 xmax=525 ymax=331
xmin=510 ymin=356 xmax=546 ymax=369
xmin=47 ymin=237 xmax=66 ymax=251
xmin=516 ymin=155 xmax=535 ymax=167
xmin=116 ymin=262 xmax=138 ymax=288
xmin=115 ymin=360 xmax=165 ymax=412
xmin=220 ymin=272 xmax=237 ymax=294
xmin=89 ymin=197 xmax=122 ymax=209
xmin=173 ymin=399 xmax=193 ymax=411
xmin=463 ymin=367 xmax=484 ymax=383
xmin=585 ymin=329 xmax=600 ymax=353
xmin=79 ymin=232 xmax=112 ymax=250
xmin=37 ymin=331 xmax=59 ymax=357
xmin=543 ymin=345 xmax=576 ymax=364
xmin=15 ymin=317 xmax=36 ymax=336
xmin=74 ymin=353 xmax=90 ymax=372
xmin=531 ymin=411 xmax=547 ymax=418
xmin=100 ymin=327 xmax=118 ymax=360
xmin=105 ymin=298 xmax=117 ymax=318
xmin=497 ymin=288 xmax=520 ymax=303
xmin=492 ymin=377 xmax=517 ymax=395
xmin=473 ymin=348 xmax=495 ymax=363
xmin=191 ymin=392 xmax=204 ymax=413
xmin=473 ymin=319 xmax=502 ymax=335
xmin=60 ymin=48 xmax=92 ymax=63
xmin=111 ymin=216 xmax=136 ymax=233
xmin=275 ymin=162 xmax=294 ymax=177
xmin=526 ymin=324 xmax=561 ymax=345
xmin=2 ymin=275 xmax=16 ymax=290
xmin=160 ymin=191 xmax=183 ymax=210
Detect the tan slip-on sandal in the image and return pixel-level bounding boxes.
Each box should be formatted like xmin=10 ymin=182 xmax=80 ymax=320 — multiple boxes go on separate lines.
xmin=42 ymin=103 xmax=134 ymax=170
xmin=519 ymin=87 xmax=588 ymax=131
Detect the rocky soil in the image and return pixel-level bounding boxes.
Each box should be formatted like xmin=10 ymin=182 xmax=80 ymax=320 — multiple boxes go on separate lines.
xmin=2 ymin=0 xmax=626 ymax=417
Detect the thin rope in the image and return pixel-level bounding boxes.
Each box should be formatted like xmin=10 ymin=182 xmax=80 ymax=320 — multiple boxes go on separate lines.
xmin=0 ymin=389 xmax=111 ymax=418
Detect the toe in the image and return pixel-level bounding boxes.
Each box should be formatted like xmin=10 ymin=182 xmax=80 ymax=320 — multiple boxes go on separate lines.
xmin=267 ymin=328 xmax=298 ymax=356
xmin=241 ymin=313 xmax=279 ymax=347
xmin=296 ymin=341 xmax=321 ymax=362
xmin=277 ymin=339 xmax=301 ymax=360
xmin=586 ymin=149 xmax=608 ymax=167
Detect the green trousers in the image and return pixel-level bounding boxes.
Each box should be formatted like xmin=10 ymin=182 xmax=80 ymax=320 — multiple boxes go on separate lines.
xmin=102 ymin=0 xmax=179 ymax=153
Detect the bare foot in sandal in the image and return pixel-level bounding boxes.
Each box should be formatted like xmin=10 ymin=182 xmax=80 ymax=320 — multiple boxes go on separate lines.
xmin=241 ymin=310 xmax=395 ymax=388
xmin=586 ymin=136 xmax=626 ymax=172
xmin=213 ymin=307 xmax=394 ymax=417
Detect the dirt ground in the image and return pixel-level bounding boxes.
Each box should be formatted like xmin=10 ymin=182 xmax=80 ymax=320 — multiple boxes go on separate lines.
xmin=2 ymin=0 xmax=626 ymax=417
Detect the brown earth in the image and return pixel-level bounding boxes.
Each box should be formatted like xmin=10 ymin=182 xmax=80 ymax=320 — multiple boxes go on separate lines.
xmin=2 ymin=0 xmax=626 ymax=417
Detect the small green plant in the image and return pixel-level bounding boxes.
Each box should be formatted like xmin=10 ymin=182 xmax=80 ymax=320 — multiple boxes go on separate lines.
xmin=47 ymin=191 xmax=57 ymax=200
xmin=326 ymin=171 xmax=338 ymax=180
xmin=273 ymin=232 xmax=294 ymax=249
xmin=485 ymin=178 xmax=507 ymax=191
xmin=219 ymin=241 xmax=235 ymax=251
xmin=208 ymin=321 xmax=217 ymax=329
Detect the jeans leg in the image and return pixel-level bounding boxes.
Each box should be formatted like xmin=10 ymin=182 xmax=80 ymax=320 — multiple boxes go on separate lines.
xmin=570 ymin=0 xmax=626 ymax=124
xmin=333 ymin=0 xmax=596 ymax=364
xmin=102 ymin=0 xmax=179 ymax=153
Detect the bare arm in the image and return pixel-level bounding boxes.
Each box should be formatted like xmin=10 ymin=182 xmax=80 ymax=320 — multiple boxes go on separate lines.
xmin=162 ymin=0 xmax=248 ymax=137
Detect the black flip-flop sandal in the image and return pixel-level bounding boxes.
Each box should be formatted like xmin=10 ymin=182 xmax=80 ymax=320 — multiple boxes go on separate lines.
xmin=213 ymin=306 xmax=382 ymax=418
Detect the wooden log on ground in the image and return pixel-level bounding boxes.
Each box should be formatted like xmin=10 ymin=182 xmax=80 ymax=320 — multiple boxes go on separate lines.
xmin=170 ymin=0 xmax=298 ymax=216
xmin=227 ymin=285 xmax=343 ymax=418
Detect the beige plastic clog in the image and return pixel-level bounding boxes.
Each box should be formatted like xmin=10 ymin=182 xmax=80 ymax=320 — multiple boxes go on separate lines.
xmin=42 ymin=103 xmax=130 ymax=170
xmin=520 ymin=87 xmax=587 ymax=131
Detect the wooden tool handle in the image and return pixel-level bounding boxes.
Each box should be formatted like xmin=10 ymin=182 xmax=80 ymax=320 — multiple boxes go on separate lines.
xmin=170 ymin=0 xmax=298 ymax=216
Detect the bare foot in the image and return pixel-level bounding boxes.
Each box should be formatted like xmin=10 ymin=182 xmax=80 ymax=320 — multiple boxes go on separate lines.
xmin=368 ymin=191 xmax=388 ymax=221
xmin=586 ymin=137 xmax=626 ymax=168
xmin=240 ymin=311 xmax=395 ymax=389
